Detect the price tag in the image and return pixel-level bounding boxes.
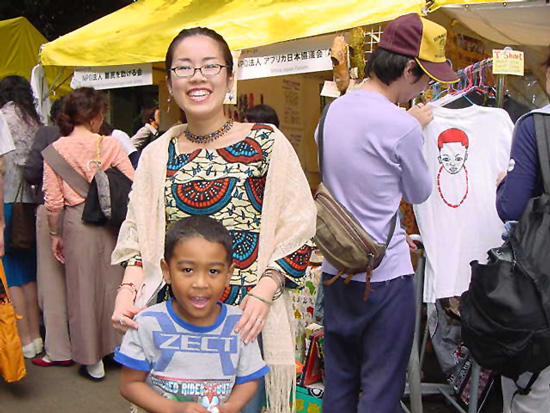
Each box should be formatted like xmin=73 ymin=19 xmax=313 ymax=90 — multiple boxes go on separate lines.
xmin=492 ymin=49 xmax=524 ymax=76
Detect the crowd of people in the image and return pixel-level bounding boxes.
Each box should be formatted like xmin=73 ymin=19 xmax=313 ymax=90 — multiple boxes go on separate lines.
xmin=0 ymin=12 xmax=549 ymax=413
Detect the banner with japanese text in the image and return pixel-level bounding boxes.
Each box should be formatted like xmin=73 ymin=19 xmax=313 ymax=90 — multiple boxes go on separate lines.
xmin=237 ymin=34 xmax=333 ymax=80
xmin=71 ymin=63 xmax=153 ymax=90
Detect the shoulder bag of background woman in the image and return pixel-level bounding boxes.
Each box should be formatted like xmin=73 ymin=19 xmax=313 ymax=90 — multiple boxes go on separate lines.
xmin=460 ymin=113 xmax=550 ymax=395
xmin=82 ymin=136 xmax=132 ymax=227
xmin=7 ymin=179 xmax=36 ymax=250
xmin=41 ymin=136 xmax=132 ymax=228
xmin=0 ymin=261 xmax=26 ymax=383
xmin=314 ymin=103 xmax=397 ymax=301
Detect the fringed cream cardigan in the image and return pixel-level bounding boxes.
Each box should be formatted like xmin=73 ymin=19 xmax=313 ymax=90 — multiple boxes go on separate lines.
xmin=112 ymin=124 xmax=316 ymax=412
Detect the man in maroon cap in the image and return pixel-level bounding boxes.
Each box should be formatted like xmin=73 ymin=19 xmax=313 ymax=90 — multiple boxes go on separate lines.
xmin=318 ymin=13 xmax=458 ymax=412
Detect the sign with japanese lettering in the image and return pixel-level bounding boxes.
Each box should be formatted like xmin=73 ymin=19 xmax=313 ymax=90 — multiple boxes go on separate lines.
xmin=71 ymin=63 xmax=153 ymax=90
xmin=237 ymin=35 xmax=333 ymax=80
xmin=492 ymin=49 xmax=524 ymax=76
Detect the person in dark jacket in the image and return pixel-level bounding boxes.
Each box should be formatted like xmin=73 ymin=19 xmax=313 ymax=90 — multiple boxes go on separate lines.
xmin=495 ymin=49 xmax=550 ymax=413
xmin=23 ymin=97 xmax=72 ymax=367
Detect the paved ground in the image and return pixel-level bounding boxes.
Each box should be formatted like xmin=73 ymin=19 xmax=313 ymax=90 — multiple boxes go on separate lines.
xmin=0 ymin=358 xmax=127 ymax=413
xmin=1 ymin=353 xmax=501 ymax=412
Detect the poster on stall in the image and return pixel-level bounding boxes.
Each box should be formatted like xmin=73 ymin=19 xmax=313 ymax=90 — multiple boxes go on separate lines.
xmin=237 ymin=34 xmax=333 ymax=80
xmin=282 ymin=78 xmax=302 ymax=128
xmin=492 ymin=49 xmax=524 ymax=76
xmin=71 ymin=63 xmax=153 ymax=90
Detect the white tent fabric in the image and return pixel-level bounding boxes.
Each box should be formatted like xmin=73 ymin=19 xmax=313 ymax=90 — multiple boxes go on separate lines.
xmin=442 ymin=1 xmax=550 ymax=46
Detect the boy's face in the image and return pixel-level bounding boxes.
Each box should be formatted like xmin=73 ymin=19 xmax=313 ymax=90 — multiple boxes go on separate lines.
xmin=161 ymin=237 xmax=233 ymax=327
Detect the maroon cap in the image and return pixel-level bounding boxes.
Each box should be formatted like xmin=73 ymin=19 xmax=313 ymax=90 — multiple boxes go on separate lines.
xmin=379 ymin=13 xmax=458 ymax=84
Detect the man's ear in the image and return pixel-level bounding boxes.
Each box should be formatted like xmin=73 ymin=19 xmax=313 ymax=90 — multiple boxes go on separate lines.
xmin=437 ymin=155 xmax=442 ymax=165
xmin=161 ymin=259 xmax=171 ymax=285
xmin=226 ymin=263 xmax=235 ymax=286
xmin=464 ymin=151 xmax=469 ymax=162
xmin=404 ymin=59 xmax=418 ymax=82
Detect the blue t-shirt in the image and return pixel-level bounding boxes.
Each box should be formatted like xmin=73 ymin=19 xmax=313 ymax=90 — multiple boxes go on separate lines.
xmin=115 ymin=300 xmax=269 ymax=409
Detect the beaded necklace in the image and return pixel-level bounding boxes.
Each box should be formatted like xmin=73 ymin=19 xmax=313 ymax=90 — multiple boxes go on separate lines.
xmin=184 ymin=118 xmax=234 ymax=144
xmin=436 ymin=166 xmax=469 ymax=208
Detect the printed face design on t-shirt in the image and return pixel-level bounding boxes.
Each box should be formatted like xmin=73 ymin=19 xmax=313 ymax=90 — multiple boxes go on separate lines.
xmin=436 ymin=128 xmax=470 ymax=209
xmin=438 ymin=142 xmax=468 ymax=174
xmin=437 ymin=129 xmax=469 ymax=174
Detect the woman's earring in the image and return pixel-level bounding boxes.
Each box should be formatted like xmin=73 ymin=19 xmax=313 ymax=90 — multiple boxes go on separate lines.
xmin=167 ymin=96 xmax=172 ymax=114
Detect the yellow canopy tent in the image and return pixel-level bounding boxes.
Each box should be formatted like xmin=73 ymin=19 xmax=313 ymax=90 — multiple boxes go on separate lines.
xmin=0 ymin=17 xmax=71 ymax=95
xmin=41 ymin=0 xmax=425 ymax=67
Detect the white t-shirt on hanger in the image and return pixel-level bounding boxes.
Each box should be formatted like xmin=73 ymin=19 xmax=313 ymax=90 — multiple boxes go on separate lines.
xmin=414 ymin=104 xmax=513 ymax=303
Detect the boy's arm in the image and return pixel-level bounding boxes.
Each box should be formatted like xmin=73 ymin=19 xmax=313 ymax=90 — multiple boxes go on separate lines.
xmin=120 ymin=367 xmax=209 ymax=413
xmin=218 ymin=380 xmax=259 ymax=413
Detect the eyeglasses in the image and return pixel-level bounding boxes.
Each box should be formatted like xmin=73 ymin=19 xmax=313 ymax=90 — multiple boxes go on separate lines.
xmin=170 ymin=63 xmax=228 ymax=78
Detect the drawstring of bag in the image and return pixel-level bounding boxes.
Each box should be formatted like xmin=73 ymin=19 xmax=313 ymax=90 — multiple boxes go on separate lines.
xmin=323 ymin=254 xmax=375 ymax=301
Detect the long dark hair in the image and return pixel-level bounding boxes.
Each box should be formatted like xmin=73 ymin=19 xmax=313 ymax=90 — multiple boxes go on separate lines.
xmin=0 ymin=75 xmax=41 ymax=125
xmin=57 ymin=88 xmax=107 ymax=136
xmin=165 ymin=27 xmax=233 ymax=79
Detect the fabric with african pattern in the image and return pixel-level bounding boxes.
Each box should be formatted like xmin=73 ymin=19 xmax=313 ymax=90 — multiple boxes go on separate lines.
xmin=127 ymin=124 xmax=313 ymax=305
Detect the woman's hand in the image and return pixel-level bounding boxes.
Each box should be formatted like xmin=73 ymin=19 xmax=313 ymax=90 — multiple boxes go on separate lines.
xmin=50 ymin=234 xmax=65 ymax=264
xmin=235 ymin=277 xmax=278 ymax=344
xmin=111 ymin=287 xmax=144 ymax=333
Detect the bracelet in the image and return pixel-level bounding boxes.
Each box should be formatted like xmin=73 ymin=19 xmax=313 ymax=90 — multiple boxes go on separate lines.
xmin=49 ymin=229 xmax=60 ymax=236
xmin=117 ymin=282 xmax=138 ymax=300
xmin=261 ymin=269 xmax=285 ymax=290
xmin=247 ymin=292 xmax=273 ymax=306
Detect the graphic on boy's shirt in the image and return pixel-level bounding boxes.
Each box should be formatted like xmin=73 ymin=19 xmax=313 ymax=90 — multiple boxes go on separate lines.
xmin=436 ymin=128 xmax=470 ymax=208
xmin=152 ymin=376 xmax=232 ymax=407
xmin=144 ymin=311 xmax=240 ymax=374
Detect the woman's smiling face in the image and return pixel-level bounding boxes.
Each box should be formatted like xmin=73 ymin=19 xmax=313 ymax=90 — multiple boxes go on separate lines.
xmin=167 ymin=35 xmax=232 ymax=121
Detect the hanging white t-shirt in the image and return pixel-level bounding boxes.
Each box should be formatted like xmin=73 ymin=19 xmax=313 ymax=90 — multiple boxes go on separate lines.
xmin=415 ymin=105 xmax=513 ymax=303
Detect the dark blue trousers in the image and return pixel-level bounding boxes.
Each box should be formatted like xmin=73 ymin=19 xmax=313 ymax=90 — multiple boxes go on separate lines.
xmin=322 ymin=273 xmax=415 ymax=413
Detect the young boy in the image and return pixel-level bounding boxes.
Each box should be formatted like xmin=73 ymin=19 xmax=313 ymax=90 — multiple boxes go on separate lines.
xmin=115 ymin=216 xmax=269 ymax=413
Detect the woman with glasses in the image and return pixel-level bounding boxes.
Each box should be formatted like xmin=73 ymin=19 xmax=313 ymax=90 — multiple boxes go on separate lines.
xmin=111 ymin=27 xmax=316 ymax=413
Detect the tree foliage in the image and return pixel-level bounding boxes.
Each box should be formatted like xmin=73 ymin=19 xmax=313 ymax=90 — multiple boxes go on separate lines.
xmin=0 ymin=0 xmax=134 ymax=40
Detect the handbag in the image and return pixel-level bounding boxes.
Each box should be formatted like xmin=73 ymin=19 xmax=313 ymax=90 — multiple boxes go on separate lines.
xmin=314 ymin=103 xmax=397 ymax=300
xmin=7 ymin=180 xmax=36 ymax=250
xmin=0 ymin=261 xmax=26 ymax=383
xmin=42 ymin=136 xmax=132 ymax=228
xmin=82 ymin=136 xmax=132 ymax=227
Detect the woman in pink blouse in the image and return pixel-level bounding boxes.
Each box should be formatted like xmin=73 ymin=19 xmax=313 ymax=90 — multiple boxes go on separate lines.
xmin=43 ymin=88 xmax=134 ymax=381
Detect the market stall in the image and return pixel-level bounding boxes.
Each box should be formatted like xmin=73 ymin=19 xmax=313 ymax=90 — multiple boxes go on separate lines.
xmin=0 ymin=17 xmax=72 ymax=121
xmin=37 ymin=2 xmax=550 ymax=411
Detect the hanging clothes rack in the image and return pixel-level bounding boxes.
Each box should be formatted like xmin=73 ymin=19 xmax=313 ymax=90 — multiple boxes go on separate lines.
xmin=445 ymin=55 xmax=509 ymax=109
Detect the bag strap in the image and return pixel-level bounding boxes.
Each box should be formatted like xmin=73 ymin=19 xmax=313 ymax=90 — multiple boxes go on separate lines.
xmin=0 ymin=262 xmax=12 ymax=303
xmin=534 ymin=114 xmax=550 ymax=195
xmin=14 ymin=179 xmax=24 ymax=203
xmin=317 ymin=103 xmax=332 ymax=181
xmin=317 ymin=102 xmax=398 ymax=246
xmin=513 ymin=371 xmax=540 ymax=398
xmin=42 ymin=145 xmax=89 ymax=198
